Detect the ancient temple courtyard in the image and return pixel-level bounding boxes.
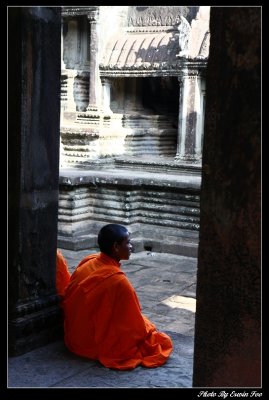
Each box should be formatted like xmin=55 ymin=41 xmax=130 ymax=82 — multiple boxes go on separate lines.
xmin=8 ymin=251 xmax=197 ymax=388
xmin=8 ymin=5 xmax=260 ymax=388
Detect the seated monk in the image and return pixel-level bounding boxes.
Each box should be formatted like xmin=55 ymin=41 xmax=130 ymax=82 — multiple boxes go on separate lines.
xmin=56 ymin=249 xmax=71 ymax=299
xmin=62 ymin=224 xmax=173 ymax=370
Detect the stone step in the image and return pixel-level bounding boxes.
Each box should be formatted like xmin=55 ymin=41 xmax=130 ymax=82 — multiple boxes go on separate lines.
xmin=57 ymin=234 xmax=98 ymax=251
xmin=58 ymin=233 xmax=198 ymax=257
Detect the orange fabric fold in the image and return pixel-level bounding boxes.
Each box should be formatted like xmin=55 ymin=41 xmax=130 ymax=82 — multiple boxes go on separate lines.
xmin=56 ymin=250 xmax=71 ymax=298
xmin=63 ymin=252 xmax=173 ymax=370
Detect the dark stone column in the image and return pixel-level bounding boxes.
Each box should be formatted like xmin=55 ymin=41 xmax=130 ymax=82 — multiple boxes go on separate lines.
xmin=193 ymin=7 xmax=261 ymax=387
xmin=8 ymin=7 xmax=62 ymax=355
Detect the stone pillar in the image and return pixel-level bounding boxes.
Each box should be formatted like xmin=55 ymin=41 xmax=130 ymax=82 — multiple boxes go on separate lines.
xmin=86 ymin=10 xmax=100 ymax=111
xmin=61 ymin=17 xmax=66 ymax=71
xmin=8 ymin=6 xmax=62 ymax=355
xmin=195 ymin=76 xmax=206 ymax=159
xmin=193 ymin=6 xmax=261 ymax=387
xmin=60 ymin=19 xmax=77 ymax=118
xmin=175 ymin=69 xmax=203 ymax=163
xmin=60 ymin=19 xmax=68 ymax=117
xmin=101 ymin=78 xmax=112 ymax=114
xmin=63 ymin=18 xmax=79 ymax=67
xmin=60 ymin=17 xmax=66 ymax=167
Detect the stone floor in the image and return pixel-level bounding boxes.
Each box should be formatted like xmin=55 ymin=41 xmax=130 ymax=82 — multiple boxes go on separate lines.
xmin=8 ymin=250 xmax=197 ymax=388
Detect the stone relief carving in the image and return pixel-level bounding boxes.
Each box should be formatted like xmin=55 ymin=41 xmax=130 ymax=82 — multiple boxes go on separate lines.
xmin=128 ymin=6 xmax=189 ymax=27
xmin=63 ymin=20 xmax=79 ymax=67
xmin=175 ymin=15 xmax=191 ymax=57
xmin=62 ymin=6 xmax=97 ymax=17
xmin=198 ymin=31 xmax=210 ymax=59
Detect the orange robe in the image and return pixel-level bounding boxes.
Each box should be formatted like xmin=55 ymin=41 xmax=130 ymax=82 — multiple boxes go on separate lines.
xmin=56 ymin=250 xmax=71 ymax=298
xmin=63 ymin=252 xmax=173 ymax=370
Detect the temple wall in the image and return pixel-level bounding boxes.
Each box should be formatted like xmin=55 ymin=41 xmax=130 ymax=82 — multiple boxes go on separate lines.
xmin=60 ymin=6 xmax=209 ymax=165
xmin=58 ymin=170 xmax=200 ymax=256
xmin=58 ymin=6 xmax=209 ymax=255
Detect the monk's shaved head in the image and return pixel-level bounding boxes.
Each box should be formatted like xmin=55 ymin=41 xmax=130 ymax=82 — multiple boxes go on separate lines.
xmin=98 ymin=224 xmax=129 ymax=255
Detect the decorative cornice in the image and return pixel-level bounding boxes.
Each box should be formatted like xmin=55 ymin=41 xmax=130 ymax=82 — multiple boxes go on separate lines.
xmin=99 ymin=59 xmax=207 ymax=78
xmin=178 ymin=70 xmax=200 ymax=80
xmin=127 ymin=6 xmax=189 ymax=27
xmin=87 ymin=10 xmax=99 ymax=22
xmin=61 ymin=6 xmax=98 ymax=17
xmin=125 ymin=26 xmax=177 ymax=34
xmin=99 ymin=70 xmax=177 ymax=78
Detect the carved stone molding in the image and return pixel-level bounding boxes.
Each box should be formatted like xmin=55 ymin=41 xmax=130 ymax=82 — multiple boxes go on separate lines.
xmin=125 ymin=26 xmax=177 ymax=34
xmin=100 ymin=59 xmax=207 ymax=78
xmin=198 ymin=30 xmax=210 ymax=59
xmin=127 ymin=6 xmax=189 ymax=27
xmin=99 ymin=69 xmax=178 ymax=78
xmin=62 ymin=6 xmax=98 ymax=17
xmin=87 ymin=10 xmax=99 ymax=23
xmin=177 ymin=60 xmax=207 ymax=76
xmin=100 ymin=77 xmax=111 ymax=84
xmin=178 ymin=70 xmax=200 ymax=81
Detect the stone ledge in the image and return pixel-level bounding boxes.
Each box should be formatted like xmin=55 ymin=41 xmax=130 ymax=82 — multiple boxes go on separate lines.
xmin=114 ymin=156 xmax=201 ymax=174
xmin=59 ymin=167 xmax=201 ymax=191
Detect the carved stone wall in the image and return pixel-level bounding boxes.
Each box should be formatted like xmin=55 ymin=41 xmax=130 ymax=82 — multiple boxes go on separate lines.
xmin=126 ymin=6 xmax=196 ymax=27
xmin=188 ymin=6 xmax=211 ymax=59
xmin=58 ymin=169 xmax=200 ymax=256
xmin=122 ymin=115 xmax=177 ymax=157
xmin=60 ymin=6 xmax=209 ymax=165
xmin=59 ymin=6 xmax=209 ymax=256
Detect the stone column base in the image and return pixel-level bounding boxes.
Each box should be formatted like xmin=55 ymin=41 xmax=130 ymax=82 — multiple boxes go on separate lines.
xmin=9 ymin=296 xmax=63 ymax=356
